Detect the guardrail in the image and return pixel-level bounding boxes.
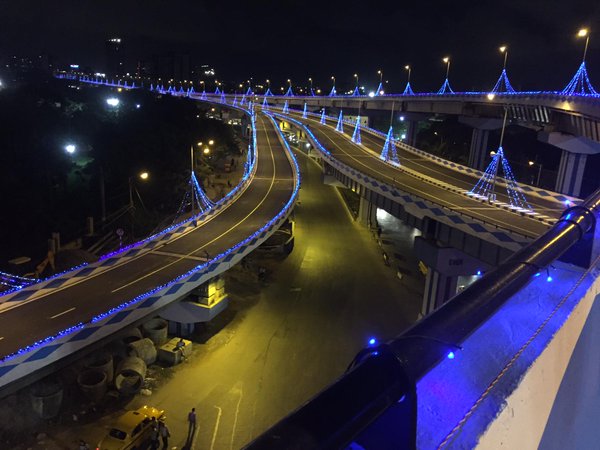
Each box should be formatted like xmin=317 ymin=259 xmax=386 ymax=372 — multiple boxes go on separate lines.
xmin=244 ymin=180 xmax=600 ymax=449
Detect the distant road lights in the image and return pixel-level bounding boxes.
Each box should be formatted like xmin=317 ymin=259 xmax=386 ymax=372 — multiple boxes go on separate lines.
xmin=368 ymin=91 xmax=375 ymax=98
xmin=65 ymin=144 xmax=76 ymax=154
xmin=208 ymin=139 xmax=215 ymax=146
xmin=490 ymin=150 xmax=497 ymax=156
xmin=399 ymin=115 xmax=405 ymax=121
xmin=106 ymin=97 xmax=120 ymax=107
xmin=139 ymin=171 xmax=149 ymax=180
xmin=487 ymin=93 xmax=496 ymax=100
xmin=135 ymin=104 xmax=141 ymax=109
xmin=203 ymin=147 xmax=210 ymax=155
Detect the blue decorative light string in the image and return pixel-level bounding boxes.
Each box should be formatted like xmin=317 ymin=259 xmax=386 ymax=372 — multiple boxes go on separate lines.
xmin=0 ymin=109 xmax=298 ymax=365
xmin=336 ymin=110 xmax=344 ymax=132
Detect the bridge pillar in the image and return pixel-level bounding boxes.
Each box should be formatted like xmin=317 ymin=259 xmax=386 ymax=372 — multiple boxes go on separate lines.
xmin=459 ymin=117 xmax=503 ymax=171
xmin=358 ymin=195 xmax=376 ymax=227
xmin=538 ymin=132 xmax=600 ymax=197
xmin=414 ymin=236 xmax=490 ymax=316
xmin=404 ymin=120 xmax=419 ymax=147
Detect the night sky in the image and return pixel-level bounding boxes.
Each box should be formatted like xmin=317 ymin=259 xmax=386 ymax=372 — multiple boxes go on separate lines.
xmin=1 ymin=0 xmax=599 ymax=92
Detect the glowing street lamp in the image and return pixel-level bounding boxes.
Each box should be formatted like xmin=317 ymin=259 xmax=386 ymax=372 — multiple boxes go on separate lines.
xmin=139 ymin=171 xmax=149 ymax=180
xmin=106 ymin=97 xmax=120 ymax=107
xmin=499 ymin=45 xmax=508 ymax=70
xmin=377 ymin=70 xmax=383 ymax=83
xmin=578 ymin=28 xmax=590 ymax=62
xmin=65 ymin=144 xmax=76 ymax=154
xmin=442 ymin=57 xmax=451 ymax=79
xmin=354 ymin=73 xmax=359 ymax=88
xmin=308 ymin=77 xmax=313 ymax=91
xmin=405 ymin=65 xmax=412 ymax=84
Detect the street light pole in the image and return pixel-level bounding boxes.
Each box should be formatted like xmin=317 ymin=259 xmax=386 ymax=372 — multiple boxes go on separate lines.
xmin=405 ymin=65 xmax=411 ymax=84
xmin=190 ymin=145 xmax=196 ymax=215
xmin=499 ymin=46 xmax=508 ymax=70
xmin=578 ymin=28 xmax=590 ymax=62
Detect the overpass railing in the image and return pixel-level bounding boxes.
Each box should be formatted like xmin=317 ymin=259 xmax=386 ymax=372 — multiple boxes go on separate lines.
xmin=244 ymin=181 xmax=600 ymax=448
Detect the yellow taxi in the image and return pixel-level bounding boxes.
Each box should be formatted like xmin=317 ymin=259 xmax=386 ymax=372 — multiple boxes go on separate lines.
xmin=98 ymin=405 xmax=165 ymax=450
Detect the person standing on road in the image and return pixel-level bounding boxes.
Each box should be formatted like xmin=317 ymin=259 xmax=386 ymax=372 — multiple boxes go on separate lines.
xmin=159 ymin=421 xmax=171 ymax=449
xmin=187 ymin=407 xmax=197 ymax=440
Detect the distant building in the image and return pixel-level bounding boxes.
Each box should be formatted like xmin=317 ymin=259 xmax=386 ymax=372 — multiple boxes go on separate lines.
xmin=105 ymin=37 xmax=124 ymax=76
xmin=153 ymin=53 xmax=192 ymax=81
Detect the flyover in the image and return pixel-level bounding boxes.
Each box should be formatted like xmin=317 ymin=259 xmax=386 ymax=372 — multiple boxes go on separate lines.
xmin=0 ymin=103 xmax=300 ymax=396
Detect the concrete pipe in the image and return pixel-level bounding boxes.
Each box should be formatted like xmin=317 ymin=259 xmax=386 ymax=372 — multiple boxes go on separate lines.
xmin=84 ymin=352 xmax=114 ymax=384
xmin=77 ymin=369 xmax=107 ymax=403
xmin=114 ymin=357 xmax=147 ymax=395
xmin=128 ymin=338 xmax=157 ymax=365
xmin=142 ymin=318 xmax=168 ymax=345
xmin=29 ymin=380 xmax=63 ymax=419
xmin=121 ymin=327 xmax=143 ymax=346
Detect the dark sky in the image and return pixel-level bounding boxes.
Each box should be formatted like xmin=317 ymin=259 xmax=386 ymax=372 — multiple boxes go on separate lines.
xmin=1 ymin=0 xmax=599 ymax=92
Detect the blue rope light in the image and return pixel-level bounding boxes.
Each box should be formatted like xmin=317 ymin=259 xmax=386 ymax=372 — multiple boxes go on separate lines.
xmin=375 ymin=82 xmax=384 ymax=95
xmin=437 ymin=78 xmax=454 ymax=94
xmin=380 ymin=126 xmax=400 ymax=166
xmin=262 ymin=97 xmax=269 ymax=110
xmin=329 ymin=85 xmax=337 ymax=97
xmin=285 ymin=86 xmax=294 ymax=97
xmin=201 ymin=90 xmax=207 ymax=100
xmin=265 ymin=88 xmax=273 ymax=96
xmin=246 ymin=86 xmax=253 ymax=96
xmin=215 ymin=86 xmax=221 ymax=94
xmin=352 ymin=86 xmax=360 ymax=96
xmin=220 ymin=91 xmax=226 ymax=104
xmin=302 ymin=102 xmax=308 ymax=119
xmin=240 ymin=93 xmax=247 ymax=105
xmin=491 ymin=69 xmax=516 ymax=93
xmin=282 ymin=100 xmax=289 ymax=114
xmin=403 ymin=82 xmax=415 ymax=95
xmin=191 ymin=172 xmax=216 ymax=212
xmin=351 ymin=116 xmax=362 ymax=144
xmin=469 ymin=147 xmax=532 ymax=211
xmin=233 ymin=96 xmax=238 ymax=106
xmin=320 ymin=109 xmax=326 ymax=124
xmin=0 ymin=109 xmax=298 ymax=365
xmin=336 ymin=110 xmax=344 ymax=132
xmin=562 ymin=62 xmax=598 ymax=95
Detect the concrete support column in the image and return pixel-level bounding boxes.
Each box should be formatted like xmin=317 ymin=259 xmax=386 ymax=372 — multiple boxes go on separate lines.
xmin=414 ymin=236 xmax=490 ymax=317
xmin=556 ymin=150 xmax=587 ymax=197
xmin=358 ymin=195 xmax=376 ymax=227
xmin=537 ymin=132 xmax=600 ymax=197
xmin=468 ymin=128 xmax=490 ymax=171
xmin=405 ymin=120 xmax=419 ymax=147
xmin=459 ymin=117 xmax=504 ymax=171
xmin=422 ymin=269 xmax=458 ymax=316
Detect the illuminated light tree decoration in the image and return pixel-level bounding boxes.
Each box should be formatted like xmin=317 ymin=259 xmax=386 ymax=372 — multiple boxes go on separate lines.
xmin=336 ymin=110 xmax=344 ymax=132
xmin=563 ymin=29 xmax=597 ymax=95
xmin=470 ymin=109 xmax=532 ymax=211
xmin=201 ymin=90 xmax=208 ymax=100
xmin=302 ymin=102 xmax=308 ymax=118
xmin=438 ymin=57 xmax=454 ymax=94
xmin=189 ymin=86 xmax=194 ymax=94
xmin=191 ymin=172 xmax=215 ymax=213
xmin=320 ymin=109 xmax=326 ymax=124
xmin=352 ymin=73 xmax=360 ymax=96
xmin=375 ymin=70 xmax=384 ymax=96
xmin=491 ymin=46 xmax=516 ymax=93
xmin=240 ymin=93 xmax=247 ymax=105
xmin=215 ymin=86 xmax=221 ymax=94
xmin=220 ymin=91 xmax=226 ymax=103
xmin=285 ymin=86 xmax=294 ymax=96
xmin=403 ymin=82 xmax=415 ymax=95
xmin=380 ymin=126 xmax=400 ymax=165
xmin=329 ymin=76 xmax=337 ymax=97
xmin=351 ymin=116 xmax=362 ymax=144
xmin=150 ymin=84 xmax=154 ymax=91
xmin=246 ymin=86 xmax=253 ymax=96
xmin=233 ymin=96 xmax=238 ymax=106
xmin=262 ymin=97 xmax=269 ymax=110
xmin=282 ymin=100 xmax=289 ymax=114
xmin=265 ymin=87 xmax=273 ymax=96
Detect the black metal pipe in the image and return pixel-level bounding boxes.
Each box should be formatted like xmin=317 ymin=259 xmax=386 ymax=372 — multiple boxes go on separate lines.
xmin=245 ymin=144 xmax=600 ymax=448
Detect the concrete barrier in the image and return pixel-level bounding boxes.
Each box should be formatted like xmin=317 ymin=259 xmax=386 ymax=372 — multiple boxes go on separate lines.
xmin=84 ymin=352 xmax=114 ymax=384
xmin=114 ymin=357 xmax=147 ymax=395
xmin=29 ymin=380 xmax=63 ymax=419
xmin=142 ymin=318 xmax=168 ymax=345
xmin=127 ymin=338 xmax=157 ymax=365
xmin=77 ymin=369 xmax=107 ymax=402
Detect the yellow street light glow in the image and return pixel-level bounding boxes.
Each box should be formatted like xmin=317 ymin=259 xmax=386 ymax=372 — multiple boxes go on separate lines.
xmin=499 ymin=46 xmax=507 ymax=53
xmin=354 ymin=73 xmax=358 ymax=77
xmin=578 ymin=28 xmax=589 ymax=37
xmin=203 ymin=148 xmax=210 ymax=154
xmin=139 ymin=172 xmax=149 ymax=180
xmin=487 ymin=93 xmax=495 ymax=100
xmin=377 ymin=70 xmax=381 ymax=74
xmin=443 ymin=57 xmax=449 ymax=63
xmin=208 ymin=139 xmax=214 ymax=145
xmin=405 ymin=65 xmax=410 ymax=70
xmin=528 ymin=161 xmax=535 ymax=166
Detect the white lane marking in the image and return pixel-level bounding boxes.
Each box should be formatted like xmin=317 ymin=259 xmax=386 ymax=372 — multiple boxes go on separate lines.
xmin=111 ymin=115 xmax=280 ymax=294
xmin=49 ymin=307 xmax=75 ymax=319
xmin=0 ymin=337 xmax=4 ymax=341
xmin=150 ymin=250 xmax=208 ymax=262
xmin=210 ymin=405 xmax=223 ymax=450
xmin=230 ymin=387 xmax=244 ymax=450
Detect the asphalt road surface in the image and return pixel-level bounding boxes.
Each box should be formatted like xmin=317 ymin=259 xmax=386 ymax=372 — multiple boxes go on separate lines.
xmin=286 ymin=111 xmax=562 ymax=238
xmin=0 ymin=113 xmax=295 ymax=362
xmin=117 ymin=147 xmax=422 ymax=449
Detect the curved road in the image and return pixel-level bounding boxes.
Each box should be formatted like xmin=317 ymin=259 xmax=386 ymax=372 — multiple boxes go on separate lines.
xmin=0 ymin=112 xmax=295 ymax=361
xmin=283 ymin=111 xmax=557 ymax=238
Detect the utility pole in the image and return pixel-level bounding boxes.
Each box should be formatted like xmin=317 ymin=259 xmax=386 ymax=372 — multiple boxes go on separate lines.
xmin=190 ymin=146 xmax=195 ymax=215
